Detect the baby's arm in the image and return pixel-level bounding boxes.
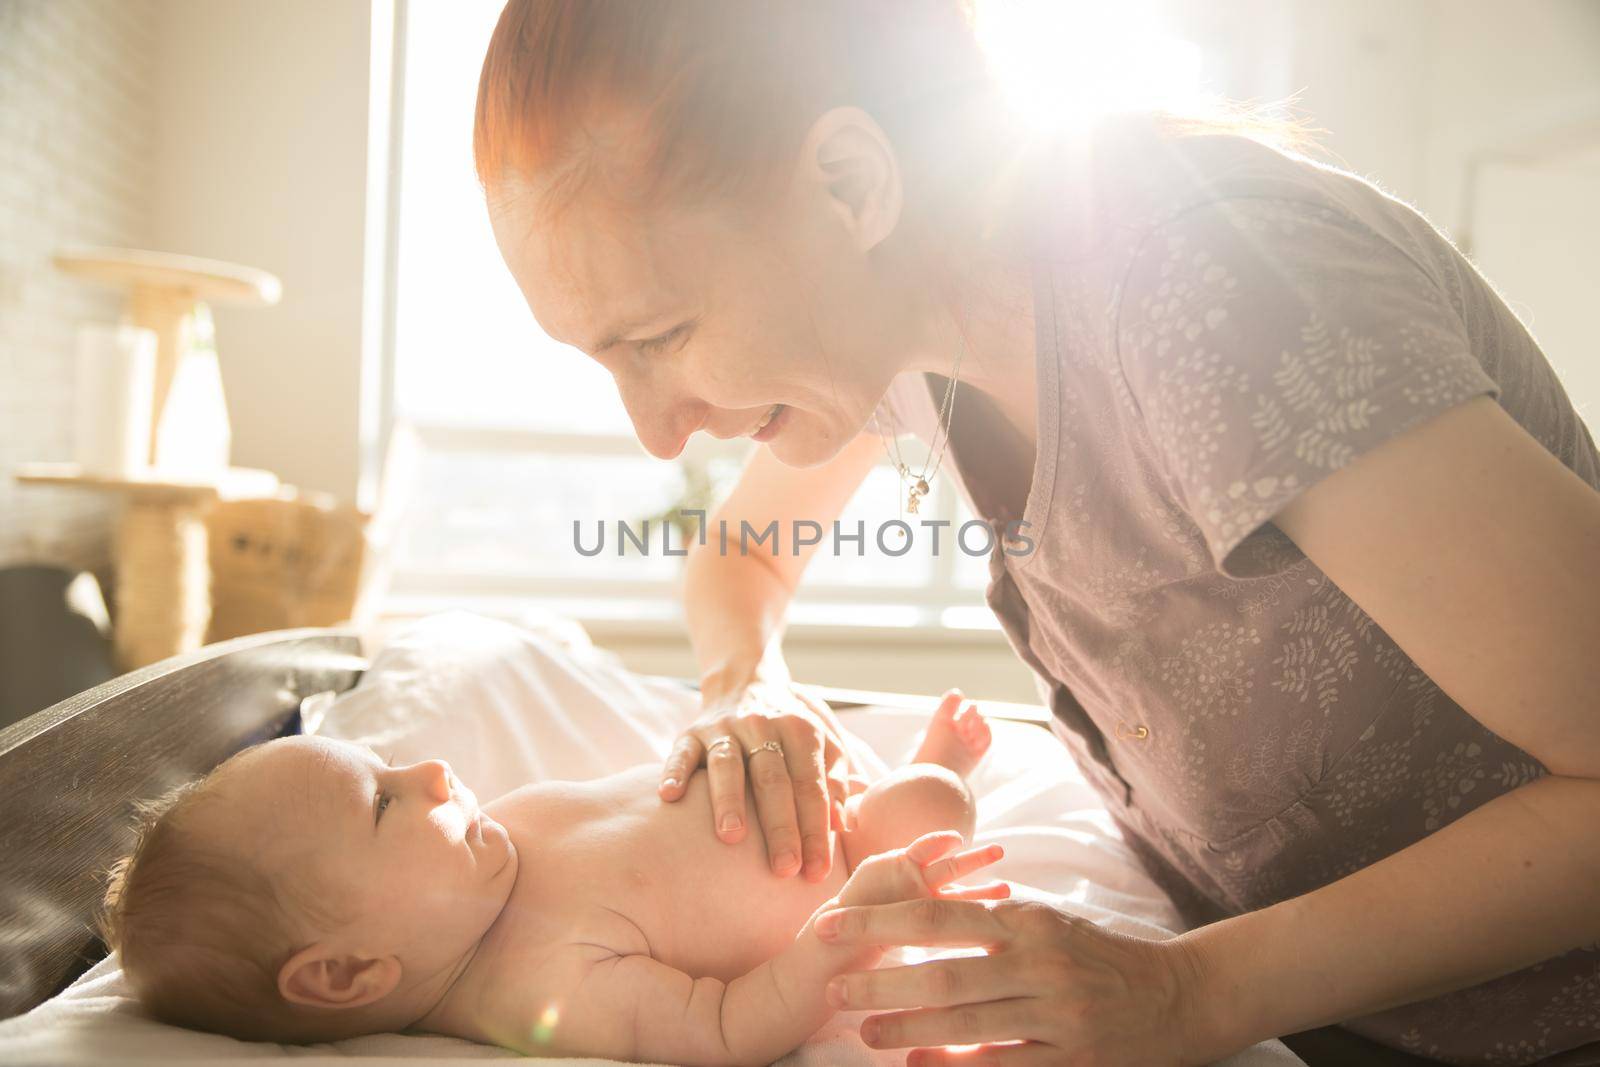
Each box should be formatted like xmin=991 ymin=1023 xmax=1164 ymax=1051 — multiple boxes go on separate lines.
xmin=544 ymin=834 xmax=1002 ymax=1066
xmin=843 ymin=763 xmax=976 ymax=869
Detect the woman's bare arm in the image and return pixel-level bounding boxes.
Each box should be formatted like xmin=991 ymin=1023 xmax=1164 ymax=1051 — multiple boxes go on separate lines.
xmin=1184 ymin=394 xmax=1600 ymax=1054
xmin=1182 ymin=774 xmax=1600 ymax=1059
xmin=683 ymin=431 xmax=883 ymax=701
xmin=664 ymin=431 xmax=885 ymax=880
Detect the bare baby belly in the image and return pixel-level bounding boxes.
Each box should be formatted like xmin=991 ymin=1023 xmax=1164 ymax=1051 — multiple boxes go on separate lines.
xmin=633 ymin=767 xmax=848 ymax=981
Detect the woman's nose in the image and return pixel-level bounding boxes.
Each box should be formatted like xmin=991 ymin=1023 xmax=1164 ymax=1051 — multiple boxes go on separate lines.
xmin=619 ymin=380 xmax=707 ymax=460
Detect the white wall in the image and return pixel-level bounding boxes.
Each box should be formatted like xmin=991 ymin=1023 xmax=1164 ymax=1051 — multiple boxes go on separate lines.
xmin=1279 ymin=0 xmax=1600 ymax=420
xmin=1417 ymin=0 xmax=1600 ymax=424
xmin=1413 ymin=0 xmax=1600 ymax=238
xmin=145 ymin=0 xmax=381 ymax=503
xmin=0 ymin=0 xmax=157 ymax=570
xmin=0 ymin=0 xmax=385 ymax=563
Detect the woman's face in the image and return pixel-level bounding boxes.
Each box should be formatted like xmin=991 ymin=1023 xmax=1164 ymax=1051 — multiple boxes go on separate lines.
xmin=487 ymin=168 xmax=919 ymax=469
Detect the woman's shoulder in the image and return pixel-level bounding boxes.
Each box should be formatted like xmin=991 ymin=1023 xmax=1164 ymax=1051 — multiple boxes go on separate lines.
xmin=1024 ymin=112 xmax=1421 ymax=270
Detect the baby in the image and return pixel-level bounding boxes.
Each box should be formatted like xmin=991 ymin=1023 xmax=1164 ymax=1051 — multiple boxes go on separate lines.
xmin=100 ymin=692 xmax=1003 ymax=1064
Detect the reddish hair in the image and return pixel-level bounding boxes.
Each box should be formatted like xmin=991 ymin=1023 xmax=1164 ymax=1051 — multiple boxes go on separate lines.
xmin=472 ymin=1 xmax=1321 ymax=220
xmin=474 ymin=0 xmax=999 ymax=214
xmin=470 ymin=1 xmax=1324 ymax=380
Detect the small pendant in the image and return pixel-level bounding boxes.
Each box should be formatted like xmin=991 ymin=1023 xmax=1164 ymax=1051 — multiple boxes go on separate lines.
xmin=907 ymin=487 xmax=923 ymax=514
xmin=914 ymin=478 xmax=929 ymax=496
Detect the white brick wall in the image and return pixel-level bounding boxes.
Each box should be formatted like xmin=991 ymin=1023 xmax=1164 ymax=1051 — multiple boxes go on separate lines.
xmin=0 ymin=0 xmax=157 ymax=569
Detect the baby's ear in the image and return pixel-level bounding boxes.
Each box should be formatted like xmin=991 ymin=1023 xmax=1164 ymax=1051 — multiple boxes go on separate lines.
xmin=277 ymin=944 xmax=402 ymax=1010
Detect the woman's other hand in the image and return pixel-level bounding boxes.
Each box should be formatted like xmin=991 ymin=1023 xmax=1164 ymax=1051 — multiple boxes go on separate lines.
xmin=659 ymin=678 xmax=863 ymax=881
xmin=815 ymin=896 xmax=1212 ymax=1066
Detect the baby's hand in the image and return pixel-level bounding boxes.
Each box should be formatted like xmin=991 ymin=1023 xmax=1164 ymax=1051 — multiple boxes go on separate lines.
xmin=833 ymin=831 xmax=1008 ymax=910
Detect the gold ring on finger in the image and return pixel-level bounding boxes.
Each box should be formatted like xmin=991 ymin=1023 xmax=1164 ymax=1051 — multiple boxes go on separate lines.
xmin=750 ymin=739 xmax=784 ymax=759
xmin=708 ymin=736 xmax=740 ymax=755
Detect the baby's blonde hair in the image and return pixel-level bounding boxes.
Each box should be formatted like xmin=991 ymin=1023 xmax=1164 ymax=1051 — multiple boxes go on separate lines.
xmin=98 ymin=752 xmax=349 ymax=1043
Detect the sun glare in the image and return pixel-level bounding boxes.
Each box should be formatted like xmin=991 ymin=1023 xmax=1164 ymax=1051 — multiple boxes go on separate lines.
xmin=973 ymin=0 xmax=1205 ymax=134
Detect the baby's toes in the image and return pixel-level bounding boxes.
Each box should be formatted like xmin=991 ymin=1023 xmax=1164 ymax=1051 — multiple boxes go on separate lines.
xmin=957 ymin=706 xmax=992 ymax=754
xmin=970 ymin=716 xmax=993 ymax=756
xmin=952 ymin=701 xmax=981 ymax=733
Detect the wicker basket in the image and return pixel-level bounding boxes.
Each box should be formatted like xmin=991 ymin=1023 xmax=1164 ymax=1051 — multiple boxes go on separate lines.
xmin=205 ymin=490 xmax=370 ymax=641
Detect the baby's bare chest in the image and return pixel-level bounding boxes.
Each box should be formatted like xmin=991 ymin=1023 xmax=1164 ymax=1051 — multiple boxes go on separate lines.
xmin=494 ymin=768 xmax=846 ymax=982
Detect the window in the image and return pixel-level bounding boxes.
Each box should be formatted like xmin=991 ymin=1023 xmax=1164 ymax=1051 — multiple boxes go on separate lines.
xmin=386 ymin=0 xmax=993 ymax=630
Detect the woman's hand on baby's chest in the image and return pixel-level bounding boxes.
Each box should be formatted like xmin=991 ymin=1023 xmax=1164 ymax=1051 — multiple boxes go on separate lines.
xmin=509 ymin=766 xmax=847 ymax=979
xmin=638 ymin=767 xmax=849 ymax=975
xmin=659 ymin=679 xmax=862 ymax=882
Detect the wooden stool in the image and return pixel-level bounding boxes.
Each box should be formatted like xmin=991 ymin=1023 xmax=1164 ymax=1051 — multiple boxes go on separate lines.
xmin=13 ymin=465 xmax=278 ymax=670
xmin=18 ymin=247 xmax=286 ymax=668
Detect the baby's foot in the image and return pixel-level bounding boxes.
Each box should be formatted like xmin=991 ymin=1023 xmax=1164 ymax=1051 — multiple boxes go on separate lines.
xmin=912 ymin=690 xmax=991 ymax=778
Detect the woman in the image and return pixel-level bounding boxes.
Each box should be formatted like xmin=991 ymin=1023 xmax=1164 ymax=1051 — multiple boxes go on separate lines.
xmin=472 ymin=2 xmax=1600 ymax=1064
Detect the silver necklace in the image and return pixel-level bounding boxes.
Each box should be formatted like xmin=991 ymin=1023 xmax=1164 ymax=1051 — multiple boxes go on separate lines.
xmin=876 ymin=336 xmax=964 ymax=515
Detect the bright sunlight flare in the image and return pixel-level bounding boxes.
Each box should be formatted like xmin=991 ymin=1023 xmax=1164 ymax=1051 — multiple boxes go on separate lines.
xmin=973 ymin=0 xmax=1205 ymax=133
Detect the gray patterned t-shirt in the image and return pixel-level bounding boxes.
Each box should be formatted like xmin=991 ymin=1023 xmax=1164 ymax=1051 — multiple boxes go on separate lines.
xmin=878 ymin=117 xmax=1600 ymax=1064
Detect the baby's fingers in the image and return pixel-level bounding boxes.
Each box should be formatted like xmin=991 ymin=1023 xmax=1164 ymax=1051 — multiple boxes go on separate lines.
xmin=902 ymin=831 xmax=966 ymax=866
xmin=920 ymin=842 xmax=1005 ymax=891
xmin=937 ymin=879 xmax=1012 ymax=901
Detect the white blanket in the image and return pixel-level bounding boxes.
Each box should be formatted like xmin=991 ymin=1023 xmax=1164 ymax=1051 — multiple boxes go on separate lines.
xmin=0 ymin=612 xmax=1302 ymax=1066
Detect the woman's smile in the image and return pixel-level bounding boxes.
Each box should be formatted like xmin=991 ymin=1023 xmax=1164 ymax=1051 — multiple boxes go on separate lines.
xmin=750 ymin=404 xmax=789 ymax=442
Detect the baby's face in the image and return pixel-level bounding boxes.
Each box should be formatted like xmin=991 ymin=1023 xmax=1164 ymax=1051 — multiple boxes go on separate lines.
xmin=211 ymin=735 xmax=518 ymax=966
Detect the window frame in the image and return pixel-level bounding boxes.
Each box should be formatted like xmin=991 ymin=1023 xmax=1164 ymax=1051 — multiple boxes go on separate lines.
xmin=386 ymin=423 xmax=991 ymax=628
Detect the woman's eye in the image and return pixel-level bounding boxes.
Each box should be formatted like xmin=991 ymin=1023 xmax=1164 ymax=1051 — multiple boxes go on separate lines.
xmin=637 ymin=324 xmax=691 ymax=356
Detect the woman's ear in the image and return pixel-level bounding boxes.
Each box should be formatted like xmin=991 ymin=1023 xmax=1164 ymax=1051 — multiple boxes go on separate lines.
xmin=797 ymin=106 xmax=903 ymax=253
xmin=277 ymin=943 xmax=402 ymax=1011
